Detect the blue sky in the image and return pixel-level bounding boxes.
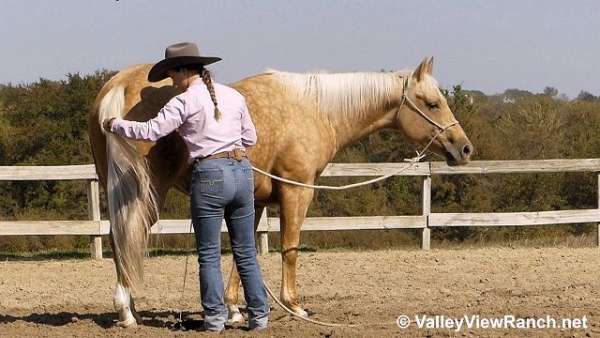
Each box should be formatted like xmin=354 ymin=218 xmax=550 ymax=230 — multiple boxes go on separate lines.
xmin=1 ymin=0 xmax=599 ymax=98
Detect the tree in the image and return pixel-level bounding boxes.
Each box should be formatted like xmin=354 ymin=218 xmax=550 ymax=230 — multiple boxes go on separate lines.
xmin=503 ymin=88 xmax=534 ymax=99
xmin=542 ymin=86 xmax=558 ymax=97
xmin=576 ymin=90 xmax=596 ymax=101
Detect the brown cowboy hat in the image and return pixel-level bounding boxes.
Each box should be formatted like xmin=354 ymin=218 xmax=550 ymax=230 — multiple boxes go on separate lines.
xmin=147 ymin=42 xmax=222 ymax=82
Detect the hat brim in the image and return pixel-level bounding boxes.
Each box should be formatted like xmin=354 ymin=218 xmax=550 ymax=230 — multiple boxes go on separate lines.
xmin=147 ymin=56 xmax=222 ymax=82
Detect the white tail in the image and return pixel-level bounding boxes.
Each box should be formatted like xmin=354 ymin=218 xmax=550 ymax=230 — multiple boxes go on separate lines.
xmin=99 ymin=85 xmax=159 ymax=289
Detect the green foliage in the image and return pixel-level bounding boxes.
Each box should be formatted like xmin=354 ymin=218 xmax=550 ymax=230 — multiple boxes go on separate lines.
xmin=0 ymin=71 xmax=115 ymax=222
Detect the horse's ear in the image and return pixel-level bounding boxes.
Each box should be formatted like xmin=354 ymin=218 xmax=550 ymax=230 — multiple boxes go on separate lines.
xmin=413 ymin=57 xmax=430 ymax=81
xmin=427 ymin=57 xmax=434 ymax=74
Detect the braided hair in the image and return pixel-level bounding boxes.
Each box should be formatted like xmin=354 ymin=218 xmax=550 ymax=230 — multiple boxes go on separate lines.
xmin=200 ymin=68 xmax=221 ymax=121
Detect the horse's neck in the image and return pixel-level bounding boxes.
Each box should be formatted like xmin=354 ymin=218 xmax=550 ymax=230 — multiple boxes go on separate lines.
xmin=320 ymin=83 xmax=403 ymax=153
xmin=270 ymin=70 xmax=404 ymax=156
xmin=326 ymin=105 xmax=397 ymax=152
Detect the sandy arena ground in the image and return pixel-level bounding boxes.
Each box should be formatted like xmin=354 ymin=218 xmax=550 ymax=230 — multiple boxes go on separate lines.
xmin=1 ymin=247 xmax=599 ymax=337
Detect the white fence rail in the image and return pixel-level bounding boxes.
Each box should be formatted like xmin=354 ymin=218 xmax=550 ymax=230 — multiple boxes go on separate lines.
xmin=1 ymin=159 xmax=600 ymax=259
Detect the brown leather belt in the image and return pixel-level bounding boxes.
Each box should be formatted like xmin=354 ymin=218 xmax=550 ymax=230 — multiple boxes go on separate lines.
xmin=195 ymin=149 xmax=247 ymax=163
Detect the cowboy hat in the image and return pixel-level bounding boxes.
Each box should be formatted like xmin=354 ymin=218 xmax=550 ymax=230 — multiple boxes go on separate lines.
xmin=147 ymin=42 xmax=222 ymax=82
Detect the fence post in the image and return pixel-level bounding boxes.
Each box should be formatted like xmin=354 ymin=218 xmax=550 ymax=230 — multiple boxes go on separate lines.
xmin=87 ymin=179 xmax=103 ymax=259
xmin=597 ymin=173 xmax=600 ymax=247
xmin=421 ymin=176 xmax=431 ymax=250
xmin=257 ymin=207 xmax=269 ymax=255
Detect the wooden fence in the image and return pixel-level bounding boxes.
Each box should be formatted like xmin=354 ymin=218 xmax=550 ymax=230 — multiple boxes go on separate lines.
xmin=1 ymin=159 xmax=600 ymax=259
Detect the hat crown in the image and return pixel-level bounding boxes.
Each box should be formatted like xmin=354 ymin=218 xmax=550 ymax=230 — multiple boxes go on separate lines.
xmin=148 ymin=42 xmax=221 ymax=82
xmin=165 ymin=42 xmax=200 ymax=59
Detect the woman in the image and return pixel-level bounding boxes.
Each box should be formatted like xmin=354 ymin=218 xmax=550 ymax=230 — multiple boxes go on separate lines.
xmin=103 ymin=42 xmax=269 ymax=332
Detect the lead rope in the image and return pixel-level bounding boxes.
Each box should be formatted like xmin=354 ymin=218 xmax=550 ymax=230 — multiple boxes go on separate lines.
xmin=262 ymin=280 xmax=359 ymax=327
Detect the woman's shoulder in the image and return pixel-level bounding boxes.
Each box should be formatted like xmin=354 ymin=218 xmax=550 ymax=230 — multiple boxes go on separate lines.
xmin=214 ymin=83 xmax=246 ymax=102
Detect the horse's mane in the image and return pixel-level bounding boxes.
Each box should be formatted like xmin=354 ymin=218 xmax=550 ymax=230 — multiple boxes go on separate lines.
xmin=265 ymin=69 xmax=411 ymax=122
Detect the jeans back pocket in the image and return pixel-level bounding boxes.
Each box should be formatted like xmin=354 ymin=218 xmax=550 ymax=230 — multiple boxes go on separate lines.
xmin=196 ymin=168 xmax=224 ymax=195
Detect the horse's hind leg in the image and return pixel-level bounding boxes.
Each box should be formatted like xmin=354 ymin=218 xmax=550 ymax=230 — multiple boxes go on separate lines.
xmin=109 ymin=233 xmax=140 ymax=327
xmin=224 ymin=205 xmax=266 ymax=323
xmin=224 ymin=260 xmax=243 ymax=323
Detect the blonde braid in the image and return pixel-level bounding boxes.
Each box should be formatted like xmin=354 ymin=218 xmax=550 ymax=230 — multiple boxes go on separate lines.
xmin=201 ymin=68 xmax=221 ymax=121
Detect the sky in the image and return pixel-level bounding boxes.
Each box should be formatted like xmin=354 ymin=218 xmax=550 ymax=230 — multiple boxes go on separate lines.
xmin=1 ymin=0 xmax=599 ymax=98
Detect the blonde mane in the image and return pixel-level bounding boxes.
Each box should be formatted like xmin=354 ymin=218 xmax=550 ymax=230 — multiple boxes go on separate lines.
xmin=266 ymin=69 xmax=410 ymax=122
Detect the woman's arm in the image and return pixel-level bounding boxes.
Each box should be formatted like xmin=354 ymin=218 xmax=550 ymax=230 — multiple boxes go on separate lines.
xmin=106 ymin=96 xmax=187 ymax=141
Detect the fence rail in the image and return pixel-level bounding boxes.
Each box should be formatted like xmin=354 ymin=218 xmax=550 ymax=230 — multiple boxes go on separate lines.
xmin=1 ymin=159 xmax=599 ymax=259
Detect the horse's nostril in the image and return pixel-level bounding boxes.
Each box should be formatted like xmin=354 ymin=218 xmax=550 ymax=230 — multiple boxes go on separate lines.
xmin=462 ymin=144 xmax=472 ymax=156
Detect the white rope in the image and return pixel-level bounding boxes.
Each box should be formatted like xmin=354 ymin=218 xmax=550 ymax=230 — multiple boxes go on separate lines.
xmin=263 ymin=280 xmax=359 ymax=327
xmin=250 ymin=160 xmax=420 ymax=191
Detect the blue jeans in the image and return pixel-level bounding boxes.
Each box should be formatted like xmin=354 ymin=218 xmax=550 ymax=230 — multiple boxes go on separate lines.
xmin=191 ymin=157 xmax=269 ymax=331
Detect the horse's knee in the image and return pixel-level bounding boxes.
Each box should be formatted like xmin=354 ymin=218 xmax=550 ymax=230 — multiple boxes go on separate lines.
xmin=281 ymin=246 xmax=299 ymax=264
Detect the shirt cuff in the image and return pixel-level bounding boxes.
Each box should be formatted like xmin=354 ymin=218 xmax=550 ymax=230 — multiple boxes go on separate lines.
xmin=110 ymin=118 xmax=122 ymax=133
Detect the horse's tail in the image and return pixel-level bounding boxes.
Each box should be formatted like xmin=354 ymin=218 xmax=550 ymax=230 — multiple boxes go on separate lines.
xmin=99 ymin=85 xmax=159 ymax=290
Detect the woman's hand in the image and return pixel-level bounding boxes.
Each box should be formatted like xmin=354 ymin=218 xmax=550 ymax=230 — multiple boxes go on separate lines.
xmin=102 ymin=118 xmax=116 ymax=133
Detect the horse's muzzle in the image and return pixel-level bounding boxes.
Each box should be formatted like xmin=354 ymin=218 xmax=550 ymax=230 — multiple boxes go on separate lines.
xmin=448 ymin=140 xmax=473 ymax=165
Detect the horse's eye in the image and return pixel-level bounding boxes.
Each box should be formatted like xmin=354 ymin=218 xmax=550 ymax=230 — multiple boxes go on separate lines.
xmin=427 ymin=102 xmax=439 ymax=110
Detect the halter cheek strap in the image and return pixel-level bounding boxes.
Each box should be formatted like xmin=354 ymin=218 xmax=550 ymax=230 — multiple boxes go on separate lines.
xmin=399 ymin=73 xmax=459 ymax=131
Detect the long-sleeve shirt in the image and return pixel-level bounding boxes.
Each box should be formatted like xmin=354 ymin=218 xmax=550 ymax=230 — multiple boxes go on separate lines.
xmin=110 ymin=78 xmax=257 ymax=163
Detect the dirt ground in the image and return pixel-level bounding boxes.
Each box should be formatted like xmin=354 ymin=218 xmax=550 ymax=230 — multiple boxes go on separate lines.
xmin=1 ymin=247 xmax=599 ymax=337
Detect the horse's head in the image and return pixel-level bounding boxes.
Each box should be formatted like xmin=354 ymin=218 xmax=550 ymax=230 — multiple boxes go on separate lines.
xmin=394 ymin=57 xmax=473 ymax=165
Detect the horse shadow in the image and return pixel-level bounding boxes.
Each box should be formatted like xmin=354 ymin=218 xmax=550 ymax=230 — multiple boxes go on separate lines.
xmin=0 ymin=309 xmax=253 ymax=331
xmin=0 ymin=310 xmax=198 ymax=330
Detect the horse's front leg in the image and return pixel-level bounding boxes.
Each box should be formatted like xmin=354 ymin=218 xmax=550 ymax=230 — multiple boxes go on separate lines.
xmin=279 ymin=185 xmax=314 ymax=317
xmin=224 ymin=205 xmax=266 ymax=323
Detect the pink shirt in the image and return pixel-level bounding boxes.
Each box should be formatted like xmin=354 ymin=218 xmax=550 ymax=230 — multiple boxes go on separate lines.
xmin=110 ymin=78 xmax=257 ymax=162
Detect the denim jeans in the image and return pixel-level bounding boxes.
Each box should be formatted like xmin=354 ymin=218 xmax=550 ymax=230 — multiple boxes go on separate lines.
xmin=191 ymin=157 xmax=269 ymax=331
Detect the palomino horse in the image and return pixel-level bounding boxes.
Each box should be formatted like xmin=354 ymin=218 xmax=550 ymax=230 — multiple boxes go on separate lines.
xmin=88 ymin=57 xmax=472 ymax=327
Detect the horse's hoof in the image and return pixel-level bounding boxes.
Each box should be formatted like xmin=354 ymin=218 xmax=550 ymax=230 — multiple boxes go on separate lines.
xmin=116 ymin=316 xmax=137 ymax=328
xmin=292 ymin=307 xmax=309 ymax=318
xmin=227 ymin=310 xmax=245 ymax=324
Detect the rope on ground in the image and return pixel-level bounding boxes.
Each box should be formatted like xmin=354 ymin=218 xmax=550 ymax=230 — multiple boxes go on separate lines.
xmin=263 ymin=280 xmax=359 ymax=328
